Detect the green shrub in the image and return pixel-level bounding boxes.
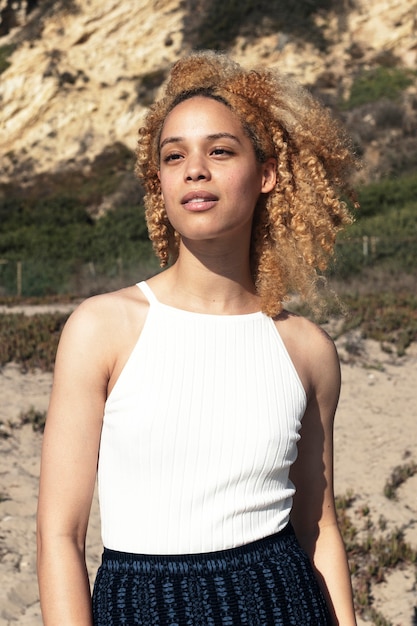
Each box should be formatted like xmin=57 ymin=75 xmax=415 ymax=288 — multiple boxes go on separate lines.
xmin=0 ymin=142 xmax=152 ymax=296
xmin=0 ymin=176 xmax=152 ymax=296
xmin=341 ymin=66 xmax=416 ymax=110
xmin=354 ymin=174 xmax=417 ymax=218
xmin=186 ymin=0 xmax=332 ymax=51
xmin=335 ymin=292 xmax=417 ymax=356
xmin=0 ymin=312 xmax=68 ymax=372
xmin=329 ymin=173 xmax=417 ymax=278
xmin=0 ymin=44 xmax=15 ymax=74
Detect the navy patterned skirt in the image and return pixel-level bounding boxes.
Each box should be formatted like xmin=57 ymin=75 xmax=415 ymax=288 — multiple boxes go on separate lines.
xmin=92 ymin=524 xmax=332 ymax=625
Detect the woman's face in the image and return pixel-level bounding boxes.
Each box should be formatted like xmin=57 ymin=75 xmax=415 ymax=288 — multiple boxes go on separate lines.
xmin=158 ymin=96 xmax=276 ymax=247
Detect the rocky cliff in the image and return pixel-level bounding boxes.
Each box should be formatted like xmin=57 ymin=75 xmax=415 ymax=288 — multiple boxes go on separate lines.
xmin=1 ymin=0 xmax=416 ymax=191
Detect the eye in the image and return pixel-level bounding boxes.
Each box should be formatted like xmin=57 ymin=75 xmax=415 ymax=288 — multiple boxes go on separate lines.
xmin=211 ymin=147 xmax=234 ymax=156
xmin=163 ymin=152 xmax=183 ymax=163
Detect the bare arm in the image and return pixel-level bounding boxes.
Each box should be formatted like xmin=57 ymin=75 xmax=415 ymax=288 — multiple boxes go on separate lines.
xmin=288 ymin=320 xmax=357 ymax=626
xmin=37 ymin=299 xmax=111 ymax=625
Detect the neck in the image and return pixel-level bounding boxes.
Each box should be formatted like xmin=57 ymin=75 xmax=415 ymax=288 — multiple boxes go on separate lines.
xmin=157 ymin=238 xmax=260 ymax=315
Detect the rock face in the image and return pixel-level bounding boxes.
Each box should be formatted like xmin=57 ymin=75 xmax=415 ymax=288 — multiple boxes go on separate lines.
xmin=1 ymin=0 xmax=184 ymax=184
xmin=1 ymin=0 xmax=416 ymax=185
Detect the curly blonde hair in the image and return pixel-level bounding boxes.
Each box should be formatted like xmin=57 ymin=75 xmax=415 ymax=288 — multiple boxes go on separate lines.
xmin=135 ymin=51 xmax=360 ymax=317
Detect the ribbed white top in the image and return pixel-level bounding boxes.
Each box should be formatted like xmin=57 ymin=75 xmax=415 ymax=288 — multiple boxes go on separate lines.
xmin=97 ymin=281 xmax=307 ymax=554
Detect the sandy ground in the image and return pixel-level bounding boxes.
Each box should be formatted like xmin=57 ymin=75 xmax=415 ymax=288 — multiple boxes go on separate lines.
xmin=0 ymin=311 xmax=416 ymax=625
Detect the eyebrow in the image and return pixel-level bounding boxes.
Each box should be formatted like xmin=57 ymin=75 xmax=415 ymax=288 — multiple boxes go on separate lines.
xmin=159 ymin=132 xmax=242 ymax=150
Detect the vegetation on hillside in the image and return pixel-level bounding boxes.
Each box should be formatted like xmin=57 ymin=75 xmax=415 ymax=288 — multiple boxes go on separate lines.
xmin=0 ymin=43 xmax=15 ymax=73
xmin=0 ymin=197 xmax=153 ymax=295
xmin=183 ymin=0 xmax=333 ymax=51
xmin=340 ymin=66 xmax=417 ymax=110
xmin=0 ymin=143 xmax=155 ymax=296
xmin=1 ymin=166 xmax=416 ymax=294
xmin=330 ymin=173 xmax=417 ymax=279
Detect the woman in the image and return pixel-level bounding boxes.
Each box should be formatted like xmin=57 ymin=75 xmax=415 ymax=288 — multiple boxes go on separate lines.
xmin=37 ymin=51 xmax=359 ymax=625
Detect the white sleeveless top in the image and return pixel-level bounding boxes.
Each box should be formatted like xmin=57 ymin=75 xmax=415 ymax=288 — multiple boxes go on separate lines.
xmin=97 ymin=281 xmax=307 ymax=554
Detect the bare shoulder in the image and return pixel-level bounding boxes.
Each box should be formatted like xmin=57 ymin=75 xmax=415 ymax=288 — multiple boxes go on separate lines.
xmin=274 ymin=309 xmax=337 ymax=357
xmin=274 ymin=310 xmax=340 ymax=397
xmin=55 ymin=284 xmax=150 ymax=385
xmin=64 ymin=284 xmax=148 ymax=337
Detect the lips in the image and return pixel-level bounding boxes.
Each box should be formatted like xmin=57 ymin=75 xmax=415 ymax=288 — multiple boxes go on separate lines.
xmin=181 ymin=190 xmax=218 ymax=211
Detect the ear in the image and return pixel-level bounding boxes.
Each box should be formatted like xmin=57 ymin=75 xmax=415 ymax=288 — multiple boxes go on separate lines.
xmin=261 ymin=158 xmax=277 ymax=194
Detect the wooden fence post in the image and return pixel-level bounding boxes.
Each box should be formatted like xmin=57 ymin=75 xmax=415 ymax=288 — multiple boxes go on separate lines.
xmin=17 ymin=261 xmax=22 ymax=297
xmin=362 ymin=236 xmax=369 ymax=260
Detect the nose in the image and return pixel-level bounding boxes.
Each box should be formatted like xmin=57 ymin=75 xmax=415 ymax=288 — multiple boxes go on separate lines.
xmin=185 ymin=152 xmax=211 ymax=182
